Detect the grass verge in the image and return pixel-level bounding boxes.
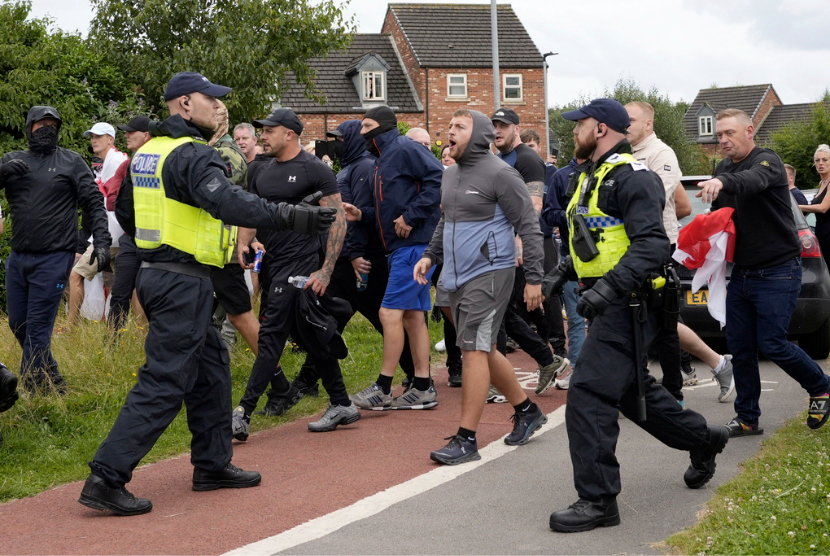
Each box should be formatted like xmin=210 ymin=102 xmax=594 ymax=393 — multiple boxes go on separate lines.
xmin=665 ymin=414 xmax=830 ymax=555
xmin=0 ymin=310 xmax=444 ymax=502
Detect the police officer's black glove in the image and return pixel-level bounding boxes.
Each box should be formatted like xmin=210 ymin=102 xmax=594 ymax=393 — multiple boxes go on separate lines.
xmin=276 ymin=203 xmax=336 ymax=235
xmin=88 ymin=245 xmax=112 ymax=272
xmin=576 ymin=278 xmax=616 ymax=320
xmin=0 ymin=159 xmax=30 ymax=181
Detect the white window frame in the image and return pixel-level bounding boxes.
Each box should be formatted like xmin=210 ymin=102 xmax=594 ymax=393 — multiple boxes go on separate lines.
xmin=503 ymin=73 xmax=523 ymax=101
xmin=447 ymin=74 xmax=468 ymax=98
xmin=699 ymin=115 xmax=713 ymax=136
xmin=362 ymin=71 xmax=385 ymax=101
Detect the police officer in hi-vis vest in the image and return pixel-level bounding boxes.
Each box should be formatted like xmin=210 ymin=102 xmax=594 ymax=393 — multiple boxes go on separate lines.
xmin=79 ymin=72 xmax=336 ymax=516
xmin=546 ymin=99 xmax=730 ymax=533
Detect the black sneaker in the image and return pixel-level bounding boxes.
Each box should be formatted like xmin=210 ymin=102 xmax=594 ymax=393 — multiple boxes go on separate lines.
xmin=0 ymin=364 xmax=19 ymax=413
xmin=255 ymin=386 xmax=303 ymax=417
xmin=447 ymin=366 xmax=462 ymax=387
xmin=291 ymin=376 xmax=319 ymax=398
xmin=78 ymin=474 xmax=153 ymax=516
xmin=504 ymin=405 xmax=548 ymax=446
xmin=430 ymin=435 xmax=481 ymax=465
xmin=192 ymin=463 xmax=262 ymax=491
xmin=684 ymin=425 xmax=729 ymax=489
xmin=726 ymin=417 xmax=763 ymax=437
xmin=550 ymin=497 xmax=620 ymax=533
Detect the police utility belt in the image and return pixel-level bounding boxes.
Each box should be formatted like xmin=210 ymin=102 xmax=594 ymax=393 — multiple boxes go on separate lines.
xmin=565 ymin=154 xmax=679 ymax=328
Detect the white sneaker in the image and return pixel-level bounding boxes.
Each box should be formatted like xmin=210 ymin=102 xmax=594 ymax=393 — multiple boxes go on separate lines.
xmin=554 ymin=369 xmax=572 ymax=390
xmin=435 ymin=339 xmax=446 ymax=352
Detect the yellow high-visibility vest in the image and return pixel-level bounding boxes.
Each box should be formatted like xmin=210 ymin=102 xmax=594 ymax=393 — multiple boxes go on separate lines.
xmin=131 ymin=136 xmax=236 ymax=267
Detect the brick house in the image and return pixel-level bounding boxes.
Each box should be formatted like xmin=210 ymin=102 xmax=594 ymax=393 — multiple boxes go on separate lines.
xmin=683 ymin=84 xmax=782 ymax=154
xmin=279 ymin=3 xmax=546 ymax=153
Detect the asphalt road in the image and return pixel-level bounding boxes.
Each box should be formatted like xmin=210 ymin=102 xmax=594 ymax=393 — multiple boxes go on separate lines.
xmin=269 ymin=359 xmax=820 ymax=556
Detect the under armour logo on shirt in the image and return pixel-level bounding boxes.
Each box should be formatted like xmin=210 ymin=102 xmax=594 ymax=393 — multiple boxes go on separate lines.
xmin=288 ymin=176 xmax=297 ymax=182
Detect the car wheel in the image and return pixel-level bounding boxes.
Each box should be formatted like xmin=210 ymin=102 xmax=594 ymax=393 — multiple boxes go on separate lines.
xmin=798 ymin=317 xmax=830 ymax=360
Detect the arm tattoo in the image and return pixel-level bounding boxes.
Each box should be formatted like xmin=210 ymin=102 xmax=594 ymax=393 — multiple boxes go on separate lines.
xmin=527 ymin=180 xmax=544 ymax=216
xmin=318 ymin=193 xmax=346 ymax=277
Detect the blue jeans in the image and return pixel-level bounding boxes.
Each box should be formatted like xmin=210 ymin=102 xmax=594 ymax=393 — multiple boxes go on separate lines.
xmin=5 ymin=250 xmax=75 ymax=386
xmin=563 ymin=280 xmax=586 ymax=365
xmin=726 ymin=257 xmax=830 ymax=424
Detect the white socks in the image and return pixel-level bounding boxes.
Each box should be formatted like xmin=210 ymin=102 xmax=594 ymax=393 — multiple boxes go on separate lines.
xmin=712 ymin=355 xmax=727 ymax=375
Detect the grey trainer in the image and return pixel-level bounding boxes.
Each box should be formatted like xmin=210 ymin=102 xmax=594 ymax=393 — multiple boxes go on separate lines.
xmin=391 ymin=385 xmax=438 ymax=409
xmin=350 ymin=382 xmax=393 ymax=410
xmin=486 ymin=385 xmax=507 ymax=403
xmin=712 ymin=355 xmax=735 ymax=403
xmin=308 ymin=403 xmax=361 ymax=432
xmin=535 ymin=355 xmax=570 ymax=395
xmin=231 ymin=406 xmax=250 ymax=441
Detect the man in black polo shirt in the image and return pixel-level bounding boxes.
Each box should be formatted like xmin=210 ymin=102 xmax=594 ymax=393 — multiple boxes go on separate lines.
xmin=233 ymin=108 xmax=358 ymax=436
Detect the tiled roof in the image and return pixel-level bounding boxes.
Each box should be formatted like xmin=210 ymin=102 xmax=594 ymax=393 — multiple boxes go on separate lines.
xmin=386 ymin=3 xmax=542 ymax=68
xmin=755 ymin=102 xmax=828 ymax=146
xmin=683 ymin=84 xmax=773 ymax=140
xmin=279 ymin=34 xmax=421 ymax=114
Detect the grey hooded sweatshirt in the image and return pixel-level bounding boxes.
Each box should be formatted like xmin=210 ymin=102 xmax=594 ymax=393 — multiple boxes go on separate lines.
xmin=423 ymin=110 xmax=543 ymax=292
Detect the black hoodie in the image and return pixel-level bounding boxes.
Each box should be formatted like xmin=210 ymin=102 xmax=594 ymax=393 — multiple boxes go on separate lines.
xmin=0 ymin=106 xmax=111 ymax=254
xmin=124 ymin=114 xmax=292 ymax=265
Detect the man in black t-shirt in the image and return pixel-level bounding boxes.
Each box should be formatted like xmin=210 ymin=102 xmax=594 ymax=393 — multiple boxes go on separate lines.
xmin=233 ymin=108 xmax=359 ymax=436
xmin=698 ymin=108 xmax=830 ymax=436
xmin=492 ymin=108 xmax=569 ymax=396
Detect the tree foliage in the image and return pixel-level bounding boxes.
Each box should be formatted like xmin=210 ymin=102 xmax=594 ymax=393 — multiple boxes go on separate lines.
xmin=770 ymin=102 xmax=830 ymax=190
xmin=549 ymin=78 xmax=710 ymax=175
xmin=88 ymin=0 xmax=356 ymax=123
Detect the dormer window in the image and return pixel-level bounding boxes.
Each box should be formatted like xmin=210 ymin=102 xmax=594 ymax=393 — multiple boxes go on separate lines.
xmin=699 ymin=115 xmax=713 ymax=136
xmin=362 ymin=71 xmax=385 ymax=101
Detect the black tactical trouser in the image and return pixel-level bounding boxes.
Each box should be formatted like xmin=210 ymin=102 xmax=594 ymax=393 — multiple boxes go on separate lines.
xmin=497 ymin=267 xmax=555 ymax=368
xmin=91 ymin=267 xmax=232 ymax=487
xmin=295 ymin=255 xmax=416 ymax=385
xmin=566 ymin=296 xmax=710 ymax=501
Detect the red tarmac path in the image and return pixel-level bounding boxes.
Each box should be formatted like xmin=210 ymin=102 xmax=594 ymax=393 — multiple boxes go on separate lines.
xmin=0 ymin=351 xmax=566 ymax=555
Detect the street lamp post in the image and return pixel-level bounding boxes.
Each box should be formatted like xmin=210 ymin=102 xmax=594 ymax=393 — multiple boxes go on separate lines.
xmin=542 ymin=51 xmax=558 ymax=161
xmin=492 ymin=0 xmax=500 ymax=110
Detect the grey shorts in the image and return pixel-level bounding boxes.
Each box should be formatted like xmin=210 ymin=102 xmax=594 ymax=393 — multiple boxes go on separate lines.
xmin=449 ymin=267 xmax=514 ymax=353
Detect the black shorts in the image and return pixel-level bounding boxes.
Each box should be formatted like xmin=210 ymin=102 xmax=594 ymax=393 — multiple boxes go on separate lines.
xmin=211 ymin=264 xmax=252 ymax=315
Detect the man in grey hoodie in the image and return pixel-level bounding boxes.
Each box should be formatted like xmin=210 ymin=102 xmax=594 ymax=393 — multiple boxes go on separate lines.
xmin=415 ymin=109 xmax=547 ymax=465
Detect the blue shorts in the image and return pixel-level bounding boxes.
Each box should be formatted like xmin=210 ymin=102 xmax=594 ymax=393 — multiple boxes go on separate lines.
xmin=382 ymin=244 xmax=434 ymax=310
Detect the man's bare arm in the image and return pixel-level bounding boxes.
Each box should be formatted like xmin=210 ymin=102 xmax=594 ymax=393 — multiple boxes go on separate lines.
xmin=307 ymin=192 xmax=345 ymax=295
xmin=527 ymin=180 xmax=544 ymax=216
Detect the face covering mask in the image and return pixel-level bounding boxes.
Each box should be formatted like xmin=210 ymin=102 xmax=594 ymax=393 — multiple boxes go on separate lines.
xmin=29 ymin=125 xmax=59 ymax=155
xmin=363 ymin=126 xmax=386 ymax=157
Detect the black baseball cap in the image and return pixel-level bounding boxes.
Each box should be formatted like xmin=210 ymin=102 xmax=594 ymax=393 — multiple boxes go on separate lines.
xmin=117 ymin=116 xmax=151 ymax=133
xmin=491 ymin=108 xmax=520 ymax=125
xmin=561 ymin=98 xmax=630 ymax=134
xmin=325 ymin=129 xmax=344 ymax=138
xmin=163 ymin=72 xmax=231 ymax=101
xmin=252 ymin=108 xmax=303 ymax=135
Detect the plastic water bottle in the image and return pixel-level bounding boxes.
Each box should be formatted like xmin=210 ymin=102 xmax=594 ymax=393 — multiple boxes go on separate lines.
xmin=288 ymin=275 xmax=309 ymax=288
xmin=356 ymin=273 xmax=369 ymax=292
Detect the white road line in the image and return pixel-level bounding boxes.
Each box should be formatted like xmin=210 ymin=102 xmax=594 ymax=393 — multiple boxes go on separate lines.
xmin=223 ymin=405 xmax=567 ymax=556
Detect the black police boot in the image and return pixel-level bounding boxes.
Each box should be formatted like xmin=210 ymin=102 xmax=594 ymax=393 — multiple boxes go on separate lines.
xmin=684 ymin=425 xmax=730 ymax=489
xmin=192 ymin=463 xmax=262 ymax=491
xmin=549 ymin=497 xmax=620 ymax=532
xmin=447 ymin=365 xmax=462 ymax=388
xmin=78 ymin=473 xmax=153 ymax=516
xmin=0 ymin=363 xmax=20 ymax=413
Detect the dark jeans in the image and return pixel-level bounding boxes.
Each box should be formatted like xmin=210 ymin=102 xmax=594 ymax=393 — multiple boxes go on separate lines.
xmin=726 ymin=257 xmax=830 ymax=425
xmin=5 ymin=250 xmax=74 ymax=386
xmin=109 ymin=236 xmax=141 ymax=333
xmin=91 ymin=268 xmax=232 ymax=487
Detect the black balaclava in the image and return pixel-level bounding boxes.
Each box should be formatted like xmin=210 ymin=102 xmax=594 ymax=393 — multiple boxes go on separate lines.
xmin=363 ymin=106 xmax=397 ymax=157
xmin=29 ymin=125 xmax=59 ymax=156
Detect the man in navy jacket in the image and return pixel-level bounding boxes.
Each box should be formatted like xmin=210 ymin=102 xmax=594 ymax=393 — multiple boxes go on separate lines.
xmin=344 ymin=106 xmax=443 ymax=410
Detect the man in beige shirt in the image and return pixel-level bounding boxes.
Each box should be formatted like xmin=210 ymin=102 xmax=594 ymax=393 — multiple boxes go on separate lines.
xmin=626 ymin=102 xmax=735 ymax=404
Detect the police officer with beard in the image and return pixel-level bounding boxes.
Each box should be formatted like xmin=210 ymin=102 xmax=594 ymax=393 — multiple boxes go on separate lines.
xmin=79 ymin=73 xmax=335 ymax=516
xmin=547 ymin=99 xmax=729 ymax=533
xmin=1 ymin=107 xmax=111 ymax=394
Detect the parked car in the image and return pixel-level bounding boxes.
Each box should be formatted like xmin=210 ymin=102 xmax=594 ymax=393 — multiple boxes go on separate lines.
xmin=676 ymin=177 xmax=830 ymax=359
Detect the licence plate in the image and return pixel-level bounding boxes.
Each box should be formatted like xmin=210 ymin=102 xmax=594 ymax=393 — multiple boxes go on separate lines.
xmin=686 ymin=290 xmax=708 ymax=305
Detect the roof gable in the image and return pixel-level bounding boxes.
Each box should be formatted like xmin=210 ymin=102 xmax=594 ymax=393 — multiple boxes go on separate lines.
xmin=684 ymin=84 xmax=774 ymax=138
xmin=755 ymin=102 xmax=829 ymax=146
xmin=386 ymin=3 xmax=541 ymax=68
xmin=278 ymin=34 xmax=421 ymax=114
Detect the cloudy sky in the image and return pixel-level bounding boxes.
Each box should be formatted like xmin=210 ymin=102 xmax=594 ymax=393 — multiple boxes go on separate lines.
xmin=27 ymin=0 xmax=830 ymax=108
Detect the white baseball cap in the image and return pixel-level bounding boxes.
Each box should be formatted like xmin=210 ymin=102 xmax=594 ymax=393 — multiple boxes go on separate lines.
xmin=83 ymin=122 xmax=116 ymax=138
